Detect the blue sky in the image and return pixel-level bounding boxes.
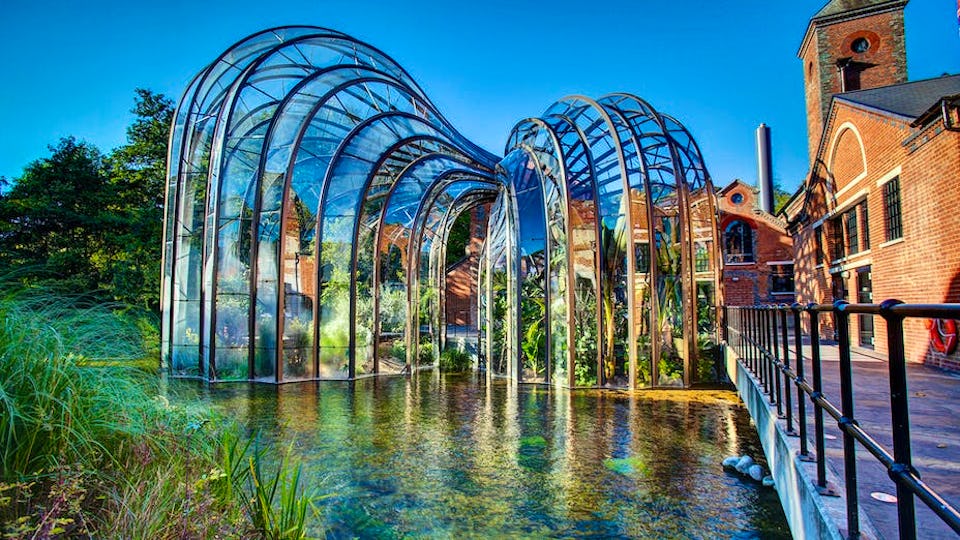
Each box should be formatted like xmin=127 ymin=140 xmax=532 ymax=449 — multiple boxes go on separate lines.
xmin=1 ymin=0 xmax=957 ymax=194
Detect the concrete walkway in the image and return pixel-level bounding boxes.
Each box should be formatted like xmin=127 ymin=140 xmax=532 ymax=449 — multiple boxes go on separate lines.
xmin=782 ymin=340 xmax=960 ymax=539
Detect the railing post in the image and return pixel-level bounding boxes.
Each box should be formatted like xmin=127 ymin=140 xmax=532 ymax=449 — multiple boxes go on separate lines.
xmin=835 ymin=300 xmax=860 ymax=538
xmin=880 ymin=299 xmax=916 ymax=540
xmin=781 ymin=306 xmax=794 ymax=433
xmin=752 ymin=306 xmax=759 ymax=375
xmin=771 ymin=305 xmax=783 ymax=414
xmin=722 ymin=305 xmax=729 ymax=344
xmin=742 ymin=307 xmax=749 ymax=369
xmin=743 ymin=307 xmax=757 ymax=375
xmin=809 ymin=304 xmax=835 ymax=493
xmin=794 ymin=303 xmax=810 ymax=454
xmin=763 ymin=307 xmax=772 ymax=396
xmin=741 ymin=307 xmax=748 ymax=366
xmin=760 ymin=306 xmax=768 ymax=392
xmin=755 ymin=307 xmax=762 ymax=378
xmin=740 ymin=307 xmax=746 ymax=357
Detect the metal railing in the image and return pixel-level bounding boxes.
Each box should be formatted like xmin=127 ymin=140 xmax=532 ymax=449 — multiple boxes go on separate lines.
xmin=725 ymin=301 xmax=960 ymax=540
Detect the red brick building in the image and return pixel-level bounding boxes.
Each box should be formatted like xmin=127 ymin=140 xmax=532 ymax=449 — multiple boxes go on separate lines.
xmin=784 ymin=0 xmax=960 ymax=369
xmin=444 ymin=205 xmax=488 ymax=328
xmin=718 ymin=179 xmax=795 ymax=306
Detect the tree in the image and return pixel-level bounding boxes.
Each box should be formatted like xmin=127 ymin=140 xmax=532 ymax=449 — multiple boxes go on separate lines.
xmin=0 ymin=137 xmax=113 ymax=292
xmin=0 ymin=89 xmax=174 ymax=311
xmin=445 ymin=210 xmax=472 ymax=267
xmin=104 ymin=89 xmax=174 ymax=310
xmin=773 ymin=179 xmax=794 ymax=215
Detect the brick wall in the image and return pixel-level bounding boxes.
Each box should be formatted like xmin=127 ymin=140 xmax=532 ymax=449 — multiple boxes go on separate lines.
xmin=792 ymin=100 xmax=960 ymax=368
xmin=444 ymin=205 xmax=489 ymax=328
xmin=718 ymin=181 xmax=795 ymax=306
xmin=800 ymin=7 xmax=907 ymax=162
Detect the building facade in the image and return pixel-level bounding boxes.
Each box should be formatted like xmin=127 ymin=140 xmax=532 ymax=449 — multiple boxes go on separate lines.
xmin=718 ymin=179 xmax=795 ymax=306
xmin=786 ymin=0 xmax=960 ymax=369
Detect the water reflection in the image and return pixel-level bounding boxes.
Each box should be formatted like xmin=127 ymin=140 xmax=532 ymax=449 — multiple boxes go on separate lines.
xmin=175 ymin=374 xmax=789 ymax=538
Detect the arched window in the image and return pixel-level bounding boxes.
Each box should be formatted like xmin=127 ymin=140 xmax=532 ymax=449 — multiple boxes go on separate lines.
xmin=724 ymin=221 xmax=754 ymax=264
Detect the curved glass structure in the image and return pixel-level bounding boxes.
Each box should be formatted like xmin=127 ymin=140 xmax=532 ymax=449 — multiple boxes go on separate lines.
xmin=162 ymin=27 xmax=722 ymax=387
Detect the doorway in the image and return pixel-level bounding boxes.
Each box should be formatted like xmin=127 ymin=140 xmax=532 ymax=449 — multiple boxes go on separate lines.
xmin=857 ymin=267 xmax=874 ymax=348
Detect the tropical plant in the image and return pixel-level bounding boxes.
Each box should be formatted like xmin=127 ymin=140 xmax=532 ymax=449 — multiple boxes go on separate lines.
xmin=572 ymin=276 xmax=598 ymax=386
xmin=599 ymin=221 xmax=628 ymax=383
xmin=439 ymin=347 xmax=472 ymax=372
xmin=519 ymin=260 xmax=547 ymax=378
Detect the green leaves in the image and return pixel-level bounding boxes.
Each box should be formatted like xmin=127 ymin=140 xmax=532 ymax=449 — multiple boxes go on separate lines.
xmin=0 ymin=89 xmax=173 ymax=312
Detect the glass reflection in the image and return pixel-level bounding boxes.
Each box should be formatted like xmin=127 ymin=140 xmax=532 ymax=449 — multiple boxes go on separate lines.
xmin=162 ymin=26 xmax=722 ymax=388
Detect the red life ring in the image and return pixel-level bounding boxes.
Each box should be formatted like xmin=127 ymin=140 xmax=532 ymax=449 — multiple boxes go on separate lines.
xmin=925 ymin=319 xmax=958 ymax=355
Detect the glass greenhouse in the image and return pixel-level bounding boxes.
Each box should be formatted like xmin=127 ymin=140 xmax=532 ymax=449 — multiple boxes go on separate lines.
xmin=161 ymin=26 xmax=722 ymax=388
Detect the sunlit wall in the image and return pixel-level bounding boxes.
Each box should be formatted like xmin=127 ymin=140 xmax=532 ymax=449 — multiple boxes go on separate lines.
xmin=161 ymin=27 xmax=721 ymax=387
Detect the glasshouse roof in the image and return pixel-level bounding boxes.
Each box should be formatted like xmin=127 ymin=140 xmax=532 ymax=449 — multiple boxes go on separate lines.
xmin=161 ymin=26 xmax=723 ymax=389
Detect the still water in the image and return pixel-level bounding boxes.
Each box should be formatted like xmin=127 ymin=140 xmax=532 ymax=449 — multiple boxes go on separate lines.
xmin=173 ymin=373 xmax=789 ymax=538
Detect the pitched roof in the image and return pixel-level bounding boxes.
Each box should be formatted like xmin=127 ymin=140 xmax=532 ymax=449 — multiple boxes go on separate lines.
xmin=812 ymin=0 xmax=905 ymax=20
xmin=835 ymin=74 xmax=960 ymax=120
xmin=718 ymin=178 xmax=757 ymax=196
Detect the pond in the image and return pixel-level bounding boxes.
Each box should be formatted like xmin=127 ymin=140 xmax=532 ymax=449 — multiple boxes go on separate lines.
xmin=171 ymin=373 xmax=789 ymax=538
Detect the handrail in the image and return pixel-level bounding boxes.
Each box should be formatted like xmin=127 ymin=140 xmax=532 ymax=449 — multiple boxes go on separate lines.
xmin=724 ymin=301 xmax=960 ymax=540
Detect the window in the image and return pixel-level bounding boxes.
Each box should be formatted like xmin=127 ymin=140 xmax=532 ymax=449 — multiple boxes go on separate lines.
xmin=832 ymin=273 xmax=848 ymax=301
xmin=770 ymin=264 xmax=795 ymax=294
xmin=860 ymin=200 xmax=870 ymax=249
xmin=830 ymin=217 xmax=845 ymax=260
xmin=825 ymin=201 xmax=869 ymax=262
xmin=724 ymin=220 xmax=754 ymax=263
xmin=883 ymin=177 xmax=902 ymax=241
xmin=731 ymin=192 xmax=744 ymax=205
xmin=815 ymin=225 xmax=824 ymax=265
xmin=845 ymin=207 xmax=859 ymax=255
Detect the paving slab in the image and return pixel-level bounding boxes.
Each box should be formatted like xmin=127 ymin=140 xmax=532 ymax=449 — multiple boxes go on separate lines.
xmin=783 ymin=339 xmax=960 ymax=539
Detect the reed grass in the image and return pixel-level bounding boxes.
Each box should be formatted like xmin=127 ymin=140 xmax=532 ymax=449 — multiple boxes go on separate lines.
xmin=0 ymin=287 xmax=322 ymax=538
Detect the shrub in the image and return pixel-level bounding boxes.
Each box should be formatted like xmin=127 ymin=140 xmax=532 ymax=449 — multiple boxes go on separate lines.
xmin=439 ymin=348 xmax=472 ymax=373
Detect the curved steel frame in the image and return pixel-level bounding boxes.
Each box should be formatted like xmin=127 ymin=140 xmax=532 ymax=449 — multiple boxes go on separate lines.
xmin=162 ymin=26 xmax=722 ymax=387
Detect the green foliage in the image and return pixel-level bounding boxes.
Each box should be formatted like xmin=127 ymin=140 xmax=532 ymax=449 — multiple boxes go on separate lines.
xmin=0 ymin=89 xmax=173 ymax=312
xmin=419 ymin=338 xmax=436 ymax=366
xmin=573 ymin=358 xmax=597 ymax=387
xmin=0 ymin=289 xmax=150 ymax=475
xmin=519 ymin=264 xmax=546 ymax=377
xmin=0 ymin=138 xmax=111 ymax=295
xmin=242 ymin=443 xmax=321 ymax=540
xmin=0 ymin=287 xmax=325 ymax=537
xmin=599 ymin=222 xmax=628 ymax=382
xmin=104 ymin=89 xmax=174 ymax=311
xmin=490 ymin=270 xmax=509 ymax=374
xmin=378 ymin=285 xmax=406 ymax=334
xmin=772 ymin=180 xmax=793 ymax=215
xmin=439 ymin=347 xmax=472 ymax=372
xmin=696 ymin=335 xmax=721 ymax=383
xmin=387 ymin=340 xmax=406 ymax=363
xmin=284 ymin=318 xmax=313 ymax=376
xmin=573 ymin=277 xmax=598 ymax=386
xmin=444 ymin=210 xmax=472 ymax=268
